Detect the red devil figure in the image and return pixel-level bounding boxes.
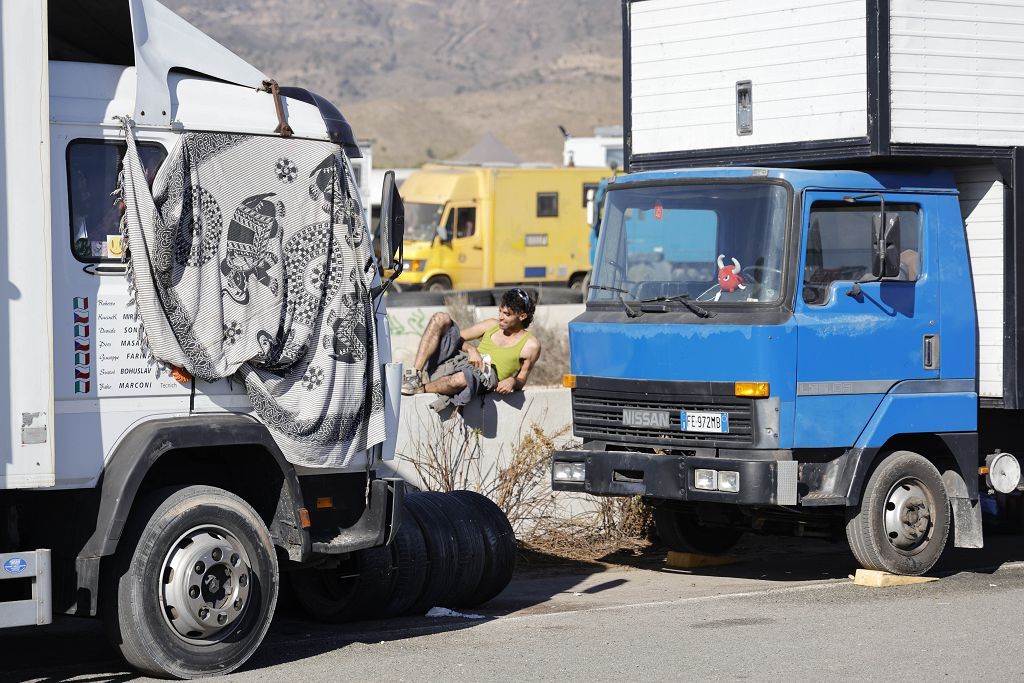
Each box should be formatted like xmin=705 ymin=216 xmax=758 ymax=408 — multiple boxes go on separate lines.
xmin=715 ymin=254 xmax=745 ymax=301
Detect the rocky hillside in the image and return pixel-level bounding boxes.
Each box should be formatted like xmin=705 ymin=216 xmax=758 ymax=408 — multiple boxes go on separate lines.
xmin=164 ymin=0 xmax=623 ymax=166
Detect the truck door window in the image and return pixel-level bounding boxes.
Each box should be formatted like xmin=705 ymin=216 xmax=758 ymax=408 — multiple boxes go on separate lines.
xmin=583 ymin=183 xmax=599 ymax=208
xmin=456 ymin=207 xmax=476 ymax=238
xmin=537 ymin=192 xmax=559 ymax=217
xmin=67 ymin=139 xmax=166 ymax=262
xmin=803 ymin=202 xmax=921 ymax=305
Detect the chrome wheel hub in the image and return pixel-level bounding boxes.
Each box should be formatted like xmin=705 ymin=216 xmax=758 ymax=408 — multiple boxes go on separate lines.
xmin=883 ymin=478 xmax=933 ymax=555
xmin=160 ymin=525 xmax=252 ymax=643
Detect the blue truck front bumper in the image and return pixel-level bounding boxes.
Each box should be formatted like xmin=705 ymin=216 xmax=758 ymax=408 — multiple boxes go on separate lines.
xmin=551 ymin=449 xmax=798 ymax=506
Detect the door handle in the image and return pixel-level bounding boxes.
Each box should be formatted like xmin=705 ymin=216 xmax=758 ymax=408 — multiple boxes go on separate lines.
xmin=472 ymin=245 xmax=482 ymax=251
xmin=923 ymin=334 xmax=940 ymax=370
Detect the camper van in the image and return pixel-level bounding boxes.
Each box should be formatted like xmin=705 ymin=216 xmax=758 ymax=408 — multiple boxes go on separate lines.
xmin=0 ymin=1 xmax=418 ymax=677
xmin=399 ymin=164 xmax=610 ymax=291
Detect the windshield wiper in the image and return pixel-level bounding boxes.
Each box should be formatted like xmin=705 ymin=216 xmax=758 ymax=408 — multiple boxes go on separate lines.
xmin=587 ymin=284 xmax=642 ymax=318
xmin=637 ymin=294 xmax=716 ymax=319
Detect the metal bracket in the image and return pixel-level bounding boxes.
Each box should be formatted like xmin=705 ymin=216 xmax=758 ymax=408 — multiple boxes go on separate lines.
xmin=0 ymin=550 xmax=52 ymax=628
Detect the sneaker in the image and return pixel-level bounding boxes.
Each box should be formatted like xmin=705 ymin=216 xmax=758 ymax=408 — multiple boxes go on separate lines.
xmin=401 ymin=369 xmax=426 ymax=396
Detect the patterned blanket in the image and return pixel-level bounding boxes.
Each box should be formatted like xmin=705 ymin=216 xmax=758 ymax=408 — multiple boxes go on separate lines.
xmin=120 ymin=126 xmax=385 ymax=468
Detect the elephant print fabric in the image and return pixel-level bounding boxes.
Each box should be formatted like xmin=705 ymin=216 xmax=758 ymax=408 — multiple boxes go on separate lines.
xmin=119 ymin=127 xmax=384 ymax=468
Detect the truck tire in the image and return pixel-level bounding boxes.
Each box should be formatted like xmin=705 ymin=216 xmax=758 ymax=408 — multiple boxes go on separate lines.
xmin=846 ymin=450 xmax=949 ymax=576
xmin=101 ymin=485 xmax=278 ymax=679
xmin=425 ymin=275 xmax=452 ymax=292
xmin=450 ymin=490 xmax=516 ymax=606
xmin=404 ymin=493 xmax=459 ymax=614
xmin=289 ymin=545 xmax=394 ymax=622
xmin=425 ymin=492 xmax=486 ymax=607
xmin=380 ymin=514 xmax=429 ymax=618
xmin=653 ymin=505 xmax=743 ymax=555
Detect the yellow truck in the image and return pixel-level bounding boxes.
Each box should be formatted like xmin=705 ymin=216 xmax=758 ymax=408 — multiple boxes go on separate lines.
xmin=398 ymin=164 xmax=611 ymax=291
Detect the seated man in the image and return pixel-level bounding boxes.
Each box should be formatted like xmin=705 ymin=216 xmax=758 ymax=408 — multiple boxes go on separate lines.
xmin=401 ymin=288 xmax=542 ymax=407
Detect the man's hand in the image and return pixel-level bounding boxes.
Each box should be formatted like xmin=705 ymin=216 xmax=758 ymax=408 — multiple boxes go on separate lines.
xmin=494 ymin=377 xmax=517 ymax=395
xmin=465 ymin=344 xmax=484 ymax=370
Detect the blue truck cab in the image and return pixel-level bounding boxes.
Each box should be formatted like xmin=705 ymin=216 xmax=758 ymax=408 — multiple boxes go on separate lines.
xmin=553 ymin=166 xmax=1006 ymax=575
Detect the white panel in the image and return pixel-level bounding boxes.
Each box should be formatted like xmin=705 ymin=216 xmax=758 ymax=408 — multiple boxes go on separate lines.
xmin=954 ymin=165 xmax=1004 ymax=399
xmin=891 ymin=0 xmax=1024 ymax=146
xmin=630 ymin=0 xmax=868 ymax=155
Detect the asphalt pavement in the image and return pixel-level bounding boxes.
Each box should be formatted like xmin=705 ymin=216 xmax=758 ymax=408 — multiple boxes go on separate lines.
xmin=4 ymin=533 xmax=1024 ymax=681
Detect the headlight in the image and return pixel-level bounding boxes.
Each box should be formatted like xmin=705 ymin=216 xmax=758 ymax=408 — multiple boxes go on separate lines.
xmin=553 ymin=462 xmax=586 ymax=482
xmin=403 ymin=259 xmax=427 ymax=272
xmin=694 ymin=469 xmax=718 ymax=491
xmin=718 ymin=471 xmax=740 ymax=492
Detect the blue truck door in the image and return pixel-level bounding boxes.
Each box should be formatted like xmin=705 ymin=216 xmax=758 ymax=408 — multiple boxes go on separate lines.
xmin=794 ymin=191 xmax=939 ymax=447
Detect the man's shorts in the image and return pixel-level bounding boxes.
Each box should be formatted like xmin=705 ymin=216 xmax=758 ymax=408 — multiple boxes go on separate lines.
xmin=426 ymin=322 xmax=498 ymax=407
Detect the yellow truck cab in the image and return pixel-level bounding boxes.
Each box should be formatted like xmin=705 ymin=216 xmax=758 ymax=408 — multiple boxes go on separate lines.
xmin=399 ymin=164 xmax=610 ymax=290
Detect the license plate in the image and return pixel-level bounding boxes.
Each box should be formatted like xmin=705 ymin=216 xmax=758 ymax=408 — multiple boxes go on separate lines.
xmin=680 ymin=411 xmax=729 ymax=433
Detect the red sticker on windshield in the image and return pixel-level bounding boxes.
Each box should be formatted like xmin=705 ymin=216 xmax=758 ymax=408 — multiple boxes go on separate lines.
xmin=654 ymin=201 xmax=664 ymax=220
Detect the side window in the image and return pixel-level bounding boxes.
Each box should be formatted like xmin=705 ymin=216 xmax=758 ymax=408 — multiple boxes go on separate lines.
xmin=582 ymin=183 xmax=599 ymax=208
xmin=803 ymin=202 xmax=921 ymax=305
xmin=537 ymin=192 xmax=558 ymax=217
xmin=67 ymin=139 xmax=166 ymax=262
xmin=455 ymin=207 xmax=476 ymax=238
xmin=440 ymin=208 xmax=455 ymax=241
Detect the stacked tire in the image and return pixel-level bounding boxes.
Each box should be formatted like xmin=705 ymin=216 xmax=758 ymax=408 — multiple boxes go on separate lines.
xmin=290 ymin=490 xmax=516 ymax=621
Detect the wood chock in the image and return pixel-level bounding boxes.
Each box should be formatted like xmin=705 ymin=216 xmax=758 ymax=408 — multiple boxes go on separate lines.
xmin=853 ymin=569 xmax=939 ymax=588
xmin=665 ymin=551 xmax=739 ymax=569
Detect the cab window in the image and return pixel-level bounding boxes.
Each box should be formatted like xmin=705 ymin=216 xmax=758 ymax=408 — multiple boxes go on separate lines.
xmin=67 ymin=139 xmax=166 ymax=262
xmin=803 ymin=202 xmax=921 ymax=306
xmin=456 ymin=207 xmax=476 ymax=238
xmin=537 ymin=192 xmax=558 ymax=217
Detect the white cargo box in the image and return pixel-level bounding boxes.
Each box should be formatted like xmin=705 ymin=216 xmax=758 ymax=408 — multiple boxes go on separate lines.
xmin=625 ymin=0 xmax=1024 ymax=166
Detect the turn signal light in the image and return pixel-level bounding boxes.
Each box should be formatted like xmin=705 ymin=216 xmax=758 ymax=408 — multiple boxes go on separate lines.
xmin=298 ymin=508 xmax=311 ymax=529
xmin=316 ymin=496 xmax=334 ymax=509
xmin=735 ymin=382 xmax=769 ymax=398
xmin=563 ymin=374 xmax=577 ymax=389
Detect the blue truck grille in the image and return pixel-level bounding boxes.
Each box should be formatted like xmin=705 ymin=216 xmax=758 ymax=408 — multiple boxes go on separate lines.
xmin=571 ymin=388 xmax=755 ymax=448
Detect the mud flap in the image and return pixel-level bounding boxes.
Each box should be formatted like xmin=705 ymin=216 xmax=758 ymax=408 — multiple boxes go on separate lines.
xmin=950 ymin=497 xmax=983 ymax=549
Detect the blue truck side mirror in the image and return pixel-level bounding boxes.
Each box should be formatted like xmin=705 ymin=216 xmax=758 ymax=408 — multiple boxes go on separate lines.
xmin=872 ymin=212 xmax=902 ymax=279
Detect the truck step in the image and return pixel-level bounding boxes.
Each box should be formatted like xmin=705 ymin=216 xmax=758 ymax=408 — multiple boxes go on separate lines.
xmin=0 ymin=549 xmax=52 ymax=628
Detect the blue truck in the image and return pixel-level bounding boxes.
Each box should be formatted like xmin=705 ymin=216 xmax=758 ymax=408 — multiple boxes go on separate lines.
xmin=553 ymin=0 xmax=1024 ymax=575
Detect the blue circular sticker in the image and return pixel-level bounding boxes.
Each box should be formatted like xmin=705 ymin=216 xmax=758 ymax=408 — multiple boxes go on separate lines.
xmin=3 ymin=558 xmax=27 ymax=574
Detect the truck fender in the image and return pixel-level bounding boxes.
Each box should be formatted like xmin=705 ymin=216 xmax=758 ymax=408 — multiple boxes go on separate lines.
xmin=73 ymin=414 xmax=307 ymax=616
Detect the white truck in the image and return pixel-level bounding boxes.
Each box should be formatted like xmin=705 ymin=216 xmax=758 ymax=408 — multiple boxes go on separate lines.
xmin=1 ymin=0 xmax=419 ymax=677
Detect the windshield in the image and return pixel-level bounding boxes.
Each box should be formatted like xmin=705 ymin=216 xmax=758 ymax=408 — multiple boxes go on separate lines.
xmin=589 ymin=182 xmax=789 ymax=306
xmin=404 ymin=202 xmax=444 ymax=242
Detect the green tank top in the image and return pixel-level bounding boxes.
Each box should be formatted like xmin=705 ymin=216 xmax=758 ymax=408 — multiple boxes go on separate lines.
xmin=477 ymin=326 xmax=532 ymax=381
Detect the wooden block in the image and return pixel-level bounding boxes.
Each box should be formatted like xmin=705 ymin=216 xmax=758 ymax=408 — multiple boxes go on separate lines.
xmin=665 ymin=551 xmax=739 ymax=569
xmin=853 ymin=569 xmax=939 ymax=587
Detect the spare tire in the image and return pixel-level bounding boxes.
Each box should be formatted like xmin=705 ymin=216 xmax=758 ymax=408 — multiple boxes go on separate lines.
xmin=424 ymin=492 xmax=486 ymax=608
xmin=380 ymin=512 xmax=429 ymax=618
xmin=449 ymin=490 xmax=516 ymax=606
xmin=404 ymin=493 xmax=459 ymax=615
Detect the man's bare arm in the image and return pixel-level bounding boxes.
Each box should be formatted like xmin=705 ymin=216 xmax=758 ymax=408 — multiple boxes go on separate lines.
xmin=459 ymin=318 xmax=498 ymax=343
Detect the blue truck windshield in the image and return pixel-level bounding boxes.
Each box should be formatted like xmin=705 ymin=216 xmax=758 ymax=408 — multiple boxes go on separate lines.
xmin=589 ymin=183 xmax=789 ymax=305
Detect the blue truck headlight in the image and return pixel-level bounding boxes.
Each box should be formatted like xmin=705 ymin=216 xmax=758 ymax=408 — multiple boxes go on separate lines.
xmin=554 ymin=462 xmax=586 ymax=482
xmin=718 ymin=471 xmax=740 ymax=492
xmin=694 ymin=469 xmax=718 ymax=490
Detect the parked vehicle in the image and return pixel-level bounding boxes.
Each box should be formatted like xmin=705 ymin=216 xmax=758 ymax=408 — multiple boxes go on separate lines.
xmin=399 ymin=164 xmax=609 ymax=291
xmin=554 ymin=0 xmax=1024 ymax=576
xmin=0 ymin=1 xmax=513 ymax=678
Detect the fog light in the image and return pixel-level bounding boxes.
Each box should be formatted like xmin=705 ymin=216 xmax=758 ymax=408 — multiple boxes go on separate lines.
xmin=718 ymin=471 xmax=740 ymax=492
xmin=571 ymin=463 xmax=586 ymax=481
xmin=694 ymin=469 xmax=718 ymax=491
xmin=553 ymin=462 xmax=574 ymax=482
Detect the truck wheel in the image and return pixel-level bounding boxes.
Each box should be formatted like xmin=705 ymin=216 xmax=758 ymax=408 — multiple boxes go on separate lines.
xmin=425 ymin=275 xmax=452 ymax=292
xmin=846 ymin=450 xmax=949 ymax=576
xmin=404 ymin=493 xmax=458 ymax=614
xmin=450 ymin=490 xmax=516 ymax=606
xmin=102 ymin=485 xmax=278 ymax=679
xmin=426 ymin=492 xmax=486 ymax=607
xmin=290 ymin=545 xmax=394 ymax=622
xmin=653 ymin=506 xmax=743 ymax=555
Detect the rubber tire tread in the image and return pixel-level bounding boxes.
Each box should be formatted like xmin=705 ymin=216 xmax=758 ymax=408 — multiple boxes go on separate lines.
xmin=653 ymin=506 xmax=743 ymax=555
xmin=379 ymin=512 xmax=430 ymax=617
xmin=290 ymin=545 xmax=394 ymax=622
xmin=449 ymin=490 xmax=516 ymax=606
xmin=423 ymin=492 xmax=487 ymax=608
xmin=403 ymin=493 xmax=459 ymax=615
xmin=100 ymin=485 xmax=279 ymax=679
xmin=845 ymin=450 xmax=950 ymax=576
